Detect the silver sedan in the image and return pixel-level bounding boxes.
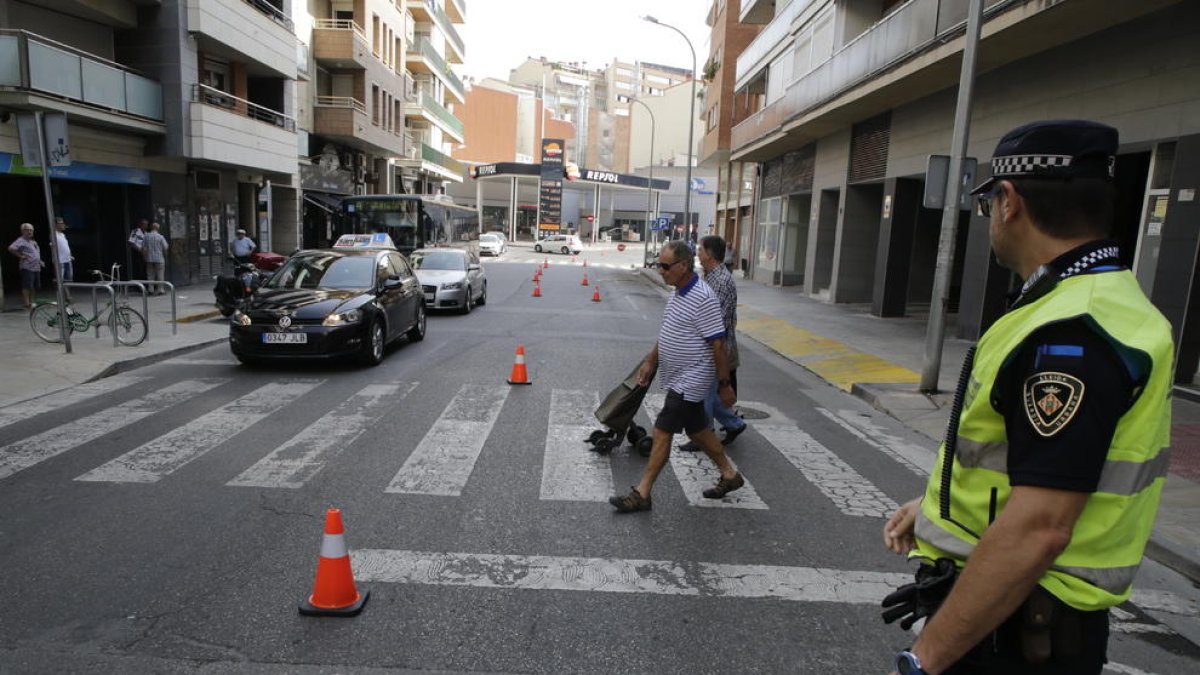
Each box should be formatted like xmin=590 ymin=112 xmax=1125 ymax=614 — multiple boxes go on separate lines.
xmin=410 ymin=248 xmax=487 ymax=314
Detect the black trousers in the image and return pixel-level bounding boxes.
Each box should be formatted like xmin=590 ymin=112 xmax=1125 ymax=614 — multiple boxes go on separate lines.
xmin=944 ymin=601 xmax=1109 ymax=674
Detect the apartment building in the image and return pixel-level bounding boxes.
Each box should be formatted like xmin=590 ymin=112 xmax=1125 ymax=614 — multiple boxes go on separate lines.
xmin=731 ymin=0 xmax=1200 ymax=384
xmin=700 ymin=0 xmax=762 ymax=271
xmin=0 ymin=0 xmax=298 ymax=289
xmin=397 ymin=0 xmax=465 ymax=195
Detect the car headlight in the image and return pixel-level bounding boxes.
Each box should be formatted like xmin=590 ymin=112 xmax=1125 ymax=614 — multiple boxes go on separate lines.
xmin=441 ymin=281 xmax=463 ymax=290
xmin=231 ymin=310 xmax=251 ymax=326
xmin=323 ymin=308 xmax=363 ymax=326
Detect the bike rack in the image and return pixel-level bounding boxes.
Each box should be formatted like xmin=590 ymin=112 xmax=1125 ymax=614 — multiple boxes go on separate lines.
xmin=61 ymin=282 xmax=119 ymax=347
xmin=125 ymin=280 xmax=177 ymax=336
xmin=106 ymin=281 xmax=149 ymax=341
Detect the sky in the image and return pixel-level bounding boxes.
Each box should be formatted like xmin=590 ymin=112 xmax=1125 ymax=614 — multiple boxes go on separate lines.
xmin=459 ymin=1 xmax=713 ymax=82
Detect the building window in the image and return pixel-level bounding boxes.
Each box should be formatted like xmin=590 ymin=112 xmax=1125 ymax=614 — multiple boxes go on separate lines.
xmin=372 ymin=84 xmax=381 ymax=125
xmin=707 ymin=102 xmax=720 ymax=132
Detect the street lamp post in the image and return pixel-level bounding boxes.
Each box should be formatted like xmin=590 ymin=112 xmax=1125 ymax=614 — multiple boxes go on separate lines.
xmin=643 ymin=15 xmax=696 ymax=242
xmin=621 ymin=95 xmax=657 ymax=266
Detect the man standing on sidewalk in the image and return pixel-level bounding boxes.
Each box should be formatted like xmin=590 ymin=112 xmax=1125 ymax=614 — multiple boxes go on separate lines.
xmin=881 ymin=120 xmax=1174 ymax=675
xmin=143 ymin=222 xmax=169 ymax=294
xmin=8 ymin=222 xmax=43 ymax=310
xmin=609 ymin=240 xmax=743 ymax=513
xmin=53 ymin=217 xmax=73 ymax=300
xmin=229 ymin=228 xmax=256 ymax=264
xmin=680 ymin=235 xmax=747 ymax=452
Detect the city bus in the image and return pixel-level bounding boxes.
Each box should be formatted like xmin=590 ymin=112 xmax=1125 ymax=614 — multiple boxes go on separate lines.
xmin=335 ymin=195 xmax=480 ymax=254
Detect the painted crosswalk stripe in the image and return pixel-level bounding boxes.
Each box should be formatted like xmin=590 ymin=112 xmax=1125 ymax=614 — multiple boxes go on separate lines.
xmin=386 ymin=384 xmax=510 ymax=496
xmin=540 ymin=390 xmax=613 ymax=501
xmin=642 ymin=392 xmax=767 ymax=509
xmin=75 ymin=380 xmax=323 ymax=484
xmin=0 ymin=374 xmax=152 ymax=431
xmin=749 ymin=402 xmax=897 ymax=517
xmin=228 ymin=382 xmax=417 ymax=489
xmin=352 ymin=549 xmax=908 ymax=604
xmin=0 ymin=379 xmax=226 ymax=481
xmin=174 ymin=359 xmax=238 ymax=366
xmin=817 ymin=408 xmax=934 ymax=476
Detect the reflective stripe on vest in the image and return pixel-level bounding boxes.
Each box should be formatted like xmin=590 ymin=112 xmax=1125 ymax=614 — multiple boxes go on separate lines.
xmin=913 ymin=270 xmax=1173 ymax=611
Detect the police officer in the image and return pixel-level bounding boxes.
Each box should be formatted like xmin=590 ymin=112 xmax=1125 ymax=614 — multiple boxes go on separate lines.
xmin=881 ymin=120 xmax=1174 ymax=674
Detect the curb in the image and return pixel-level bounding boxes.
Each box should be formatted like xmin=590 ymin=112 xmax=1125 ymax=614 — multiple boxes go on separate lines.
xmin=1144 ymin=538 xmax=1200 ymax=585
xmin=87 ymin=336 xmax=229 ymax=383
xmin=173 ymin=309 xmax=223 ymax=324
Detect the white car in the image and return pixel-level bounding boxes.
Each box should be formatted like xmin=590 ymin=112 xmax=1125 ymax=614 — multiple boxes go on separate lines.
xmin=479 ymin=233 xmax=506 ymax=256
xmin=535 ymin=234 xmax=583 ymax=255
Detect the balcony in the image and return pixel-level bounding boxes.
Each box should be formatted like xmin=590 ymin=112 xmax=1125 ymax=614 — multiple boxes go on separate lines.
xmin=186 ymin=0 xmax=297 ymax=78
xmin=731 ymin=0 xmax=1161 ymax=159
xmin=312 ymin=95 xmax=408 ymax=157
xmin=403 ymin=90 xmax=464 ymax=142
xmin=398 ymin=141 xmax=465 ymax=181
xmin=408 ymin=0 xmax=465 ymax=64
xmin=0 ymin=30 xmax=164 ymax=134
xmin=735 ymin=0 xmax=813 ymax=92
xmin=312 ymin=19 xmax=372 ymax=70
xmin=189 ymin=84 xmax=296 ymax=174
xmin=444 ymin=0 xmax=466 ymax=24
xmin=739 ymin=0 xmax=777 ymax=25
xmin=405 ymin=38 xmax=464 ymax=104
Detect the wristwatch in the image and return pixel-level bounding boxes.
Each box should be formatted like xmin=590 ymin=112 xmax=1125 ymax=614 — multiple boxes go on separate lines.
xmin=718 ymin=378 xmax=732 ymax=387
xmin=895 ymin=650 xmax=928 ymax=675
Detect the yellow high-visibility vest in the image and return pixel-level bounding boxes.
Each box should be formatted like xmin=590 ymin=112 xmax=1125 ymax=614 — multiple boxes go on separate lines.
xmin=913 ymin=269 xmax=1174 ymax=610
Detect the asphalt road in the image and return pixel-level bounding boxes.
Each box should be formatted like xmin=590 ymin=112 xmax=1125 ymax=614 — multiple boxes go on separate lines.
xmin=1 ymin=254 xmax=1198 ymax=674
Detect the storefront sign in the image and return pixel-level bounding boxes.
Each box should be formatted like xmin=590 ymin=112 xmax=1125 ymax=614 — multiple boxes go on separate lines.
xmin=538 ymin=138 xmax=564 ymax=232
xmin=0 ymin=152 xmax=148 ymax=185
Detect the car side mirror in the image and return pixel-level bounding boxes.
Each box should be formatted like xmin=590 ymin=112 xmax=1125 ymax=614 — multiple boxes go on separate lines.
xmin=384 ymin=276 xmax=403 ymax=289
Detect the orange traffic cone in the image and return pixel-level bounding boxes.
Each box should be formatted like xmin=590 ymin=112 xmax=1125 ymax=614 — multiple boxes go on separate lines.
xmin=533 ymin=267 xmax=541 ymax=281
xmin=581 ymin=273 xmax=589 ymax=286
xmin=543 ymin=258 xmax=549 ymax=269
xmin=507 ymin=345 xmax=532 ymax=385
xmin=583 ymin=259 xmax=588 ymax=268
xmin=299 ymin=509 xmax=369 ymax=617
xmin=532 ymin=281 xmax=542 ymax=298
xmin=592 ymin=285 xmax=601 ymax=302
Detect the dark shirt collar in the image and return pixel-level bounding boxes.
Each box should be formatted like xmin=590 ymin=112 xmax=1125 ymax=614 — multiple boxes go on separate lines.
xmin=1011 ymin=239 xmax=1122 ymax=309
xmin=676 ymin=273 xmax=700 ymax=296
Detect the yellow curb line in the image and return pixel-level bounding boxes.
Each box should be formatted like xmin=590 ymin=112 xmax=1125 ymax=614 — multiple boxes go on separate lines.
xmin=738 ymin=306 xmax=919 ymax=391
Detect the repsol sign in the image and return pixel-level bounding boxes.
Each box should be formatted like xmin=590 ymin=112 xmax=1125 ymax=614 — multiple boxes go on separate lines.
xmin=472 ymin=164 xmax=499 ymax=177
xmin=584 ymin=170 xmax=620 ymax=184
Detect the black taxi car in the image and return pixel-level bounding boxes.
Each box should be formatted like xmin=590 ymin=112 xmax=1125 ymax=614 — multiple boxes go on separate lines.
xmin=229 ymin=234 xmax=425 ymax=366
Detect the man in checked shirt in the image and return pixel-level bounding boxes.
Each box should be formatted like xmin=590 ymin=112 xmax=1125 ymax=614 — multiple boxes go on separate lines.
xmin=679 ymin=235 xmax=749 ymax=453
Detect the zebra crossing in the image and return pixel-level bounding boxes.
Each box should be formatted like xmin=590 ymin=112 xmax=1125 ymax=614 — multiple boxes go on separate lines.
xmin=0 ymin=375 xmax=928 ymax=511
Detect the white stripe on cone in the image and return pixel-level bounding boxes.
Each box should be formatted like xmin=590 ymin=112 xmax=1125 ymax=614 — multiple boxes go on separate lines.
xmin=321 ymin=533 xmax=348 ymax=559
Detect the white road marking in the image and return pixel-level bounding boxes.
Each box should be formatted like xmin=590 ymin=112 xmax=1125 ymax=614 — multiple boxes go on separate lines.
xmin=748 ymin=402 xmax=897 ymax=517
xmin=173 ymin=359 xmax=238 ymax=366
xmin=540 ymin=390 xmax=614 ymax=501
xmin=817 ymin=408 xmax=934 ymax=476
xmin=228 ymin=382 xmax=417 ymax=488
xmin=0 ymin=374 xmax=152 ymax=431
xmin=642 ymin=392 xmax=767 ymax=509
xmin=0 ymin=379 xmax=226 ymax=481
xmin=386 ymin=384 xmax=510 ymax=496
xmin=75 ymin=380 xmax=323 ymax=483
xmin=1106 ymin=662 xmax=1162 ymax=674
xmin=1129 ymin=589 xmax=1200 ymax=617
xmin=352 ymin=549 xmax=909 ymax=604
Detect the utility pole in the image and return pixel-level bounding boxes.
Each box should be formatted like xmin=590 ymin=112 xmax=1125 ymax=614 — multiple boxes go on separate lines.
xmin=920 ymin=0 xmax=984 ymax=392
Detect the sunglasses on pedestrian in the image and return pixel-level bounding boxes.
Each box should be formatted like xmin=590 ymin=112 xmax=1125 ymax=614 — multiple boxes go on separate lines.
xmin=658 ymin=260 xmax=682 ymax=270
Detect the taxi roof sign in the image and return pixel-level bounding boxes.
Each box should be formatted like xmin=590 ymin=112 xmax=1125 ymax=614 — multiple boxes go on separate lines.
xmin=333 ymin=233 xmax=396 ymax=250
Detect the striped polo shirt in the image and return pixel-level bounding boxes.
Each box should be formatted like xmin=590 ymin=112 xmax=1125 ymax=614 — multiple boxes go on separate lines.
xmin=658 ymin=274 xmax=726 ymax=401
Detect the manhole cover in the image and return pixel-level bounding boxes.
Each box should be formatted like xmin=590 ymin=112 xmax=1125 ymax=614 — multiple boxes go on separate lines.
xmin=737 ymin=406 xmax=770 ymax=420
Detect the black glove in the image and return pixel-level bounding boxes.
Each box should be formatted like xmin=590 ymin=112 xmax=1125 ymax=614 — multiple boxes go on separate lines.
xmin=882 ymin=558 xmax=958 ymax=630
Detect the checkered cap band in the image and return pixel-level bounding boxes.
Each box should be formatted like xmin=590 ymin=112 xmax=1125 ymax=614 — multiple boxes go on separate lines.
xmin=1061 ymin=246 xmax=1120 ymax=279
xmin=992 ymin=154 xmax=1074 ymax=177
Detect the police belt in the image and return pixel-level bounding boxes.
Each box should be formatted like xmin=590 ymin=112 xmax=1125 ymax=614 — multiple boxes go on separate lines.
xmin=882 ymin=559 xmax=1109 ymax=664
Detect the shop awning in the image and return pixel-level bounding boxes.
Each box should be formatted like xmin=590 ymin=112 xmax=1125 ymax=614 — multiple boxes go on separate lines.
xmin=303 ymin=191 xmax=344 ymax=213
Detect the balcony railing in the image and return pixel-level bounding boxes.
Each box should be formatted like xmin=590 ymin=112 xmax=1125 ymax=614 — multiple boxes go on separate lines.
xmin=736 ymin=0 xmax=815 ymax=88
xmin=733 ymin=0 xmax=997 ymax=151
xmin=192 ymin=83 xmax=295 ymax=131
xmin=444 ymin=0 xmax=466 ymax=24
xmin=297 ymin=41 xmax=310 ymax=78
xmin=0 ymin=30 xmax=164 ymax=122
xmin=409 ymin=38 xmax=464 ymax=99
xmin=242 ymin=0 xmax=293 ymax=31
xmin=314 ymin=18 xmax=368 ymax=43
xmin=422 ymin=0 xmax=465 ymax=60
xmin=410 ymin=90 xmax=463 ymax=139
xmin=421 ymin=142 xmax=465 ymax=176
xmin=315 ymin=95 xmax=367 ymax=114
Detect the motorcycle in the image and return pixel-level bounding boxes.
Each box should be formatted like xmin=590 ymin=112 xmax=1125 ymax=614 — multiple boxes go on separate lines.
xmin=213 ymin=252 xmax=282 ymax=317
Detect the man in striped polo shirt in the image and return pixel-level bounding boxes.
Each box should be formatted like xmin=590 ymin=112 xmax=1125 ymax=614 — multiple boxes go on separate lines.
xmin=609 ymin=240 xmax=744 ymax=513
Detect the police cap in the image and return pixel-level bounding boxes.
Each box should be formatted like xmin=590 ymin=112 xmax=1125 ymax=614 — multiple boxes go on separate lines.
xmin=970 ymin=119 xmax=1118 ymax=196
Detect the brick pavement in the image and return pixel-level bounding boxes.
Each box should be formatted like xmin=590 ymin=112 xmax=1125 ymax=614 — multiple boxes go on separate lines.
xmin=1171 ymin=423 xmax=1200 ymax=484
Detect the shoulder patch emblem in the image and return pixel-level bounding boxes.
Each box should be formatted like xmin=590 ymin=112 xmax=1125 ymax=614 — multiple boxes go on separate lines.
xmin=1023 ymin=372 xmax=1085 ymax=437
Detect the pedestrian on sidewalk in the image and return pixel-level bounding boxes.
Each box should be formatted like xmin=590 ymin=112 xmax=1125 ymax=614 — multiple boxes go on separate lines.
xmin=229 ymin=228 xmax=256 ymax=264
xmin=143 ymin=222 xmax=169 ymax=294
xmin=53 ymin=217 xmax=73 ymax=300
xmin=8 ymin=222 xmax=44 ymax=310
xmin=680 ymin=235 xmax=747 ymax=452
xmin=881 ymin=120 xmax=1174 ymax=675
xmin=127 ymin=218 xmax=148 ymax=280
xmin=609 ymin=240 xmax=743 ymax=513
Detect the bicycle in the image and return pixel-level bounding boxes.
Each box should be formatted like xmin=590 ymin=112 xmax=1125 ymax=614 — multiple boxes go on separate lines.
xmin=29 ymin=265 xmax=148 ymax=346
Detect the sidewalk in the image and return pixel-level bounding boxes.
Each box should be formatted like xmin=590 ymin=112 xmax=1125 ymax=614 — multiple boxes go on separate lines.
xmin=640 ymin=266 xmax=1200 ymax=584
xmin=0 ymin=285 xmax=227 ymax=409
